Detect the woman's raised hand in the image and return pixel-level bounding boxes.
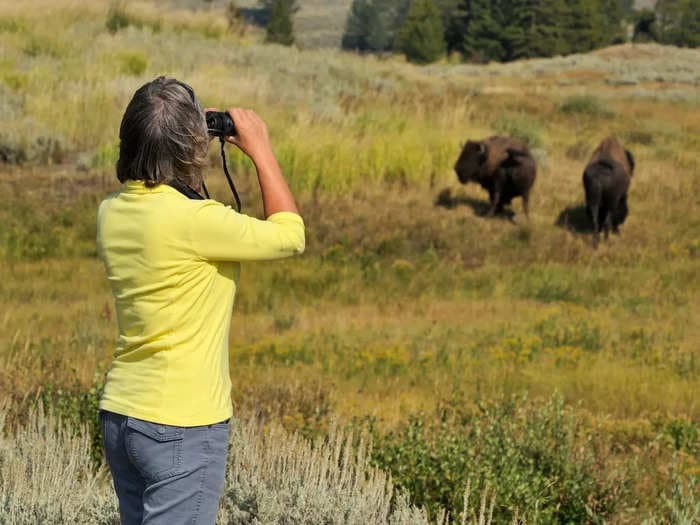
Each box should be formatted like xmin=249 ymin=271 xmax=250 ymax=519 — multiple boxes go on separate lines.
xmin=224 ymin=108 xmax=273 ymax=166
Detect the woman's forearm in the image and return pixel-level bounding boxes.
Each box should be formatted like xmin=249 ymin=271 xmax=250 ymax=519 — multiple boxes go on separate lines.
xmin=222 ymin=107 xmax=299 ymax=218
xmin=252 ymin=150 xmax=299 ymax=217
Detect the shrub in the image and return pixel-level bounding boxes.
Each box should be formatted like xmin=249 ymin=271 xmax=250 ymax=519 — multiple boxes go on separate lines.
xmin=372 ymin=394 xmax=626 ymax=523
xmin=0 ymin=17 xmax=26 ymax=34
xmin=105 ymin=1 xmax=130 ymax=34
xmin=0 ymin=192 xmax=98 ymax=261
xmin=233 ymin=376 xmax=332 ymax=438
xmin=644 ymin=460 xmax=700 ymax=525
xmin=90 ymin=141 xmax=119 ymax=169
xmin=265 ymin=0 xmax=297 ymax=46
xmin=493 ymin=114 xmax=543 ymax=148
xmin=118 ymin=51 xmax=148 ymax=76
xmin=510 ymin=266 xmax=582 ymax=304
xmin=39 ymin=375 xmax=105 ymax=467
xmin=2 ymin=202 xmax=62 ymax=260
xmin=0 ymin=130 xmax=65 ymax=165
xmin=558 ymin=94 xmax=614 ymax=118
xmin=657 ymin=417 xmax=699 ymax=454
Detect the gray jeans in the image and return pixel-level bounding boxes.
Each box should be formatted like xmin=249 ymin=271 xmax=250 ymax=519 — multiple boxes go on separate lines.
xmin=101 ymin=410 xmax=229 ymax=525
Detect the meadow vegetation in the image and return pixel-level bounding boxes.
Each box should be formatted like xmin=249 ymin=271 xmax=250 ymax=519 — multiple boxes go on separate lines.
xmin=0 ymin=0 xmax=699 ymax=522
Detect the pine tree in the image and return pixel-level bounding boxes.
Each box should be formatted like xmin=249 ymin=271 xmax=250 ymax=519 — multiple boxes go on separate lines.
xmin=265 ymin=0 xmax=296 ymax=46
xmin=597 ymin=0 xmax=626 ymax=45
xmin=365 ymin=0 xmax=394 ymax=51
xmin=443 ymin=0 xmax=469 ymax=53
xmin=442 ymin=0 xmax=630 ymax=61
xmin=342 ymin=0 xmax=404 ymax=52
xmin=563 ymin=0 xmax=599 ymax=54
xmin=449 ymin=0 xmax=506 ymax=62
xmin=677 ymin=0 xmax=700 ymax=47
xmin=529 ymin=0 xmax=569 ymax=56
xmin=342 ymin=0 xmax=373 ymax=50
xmin=395 ymin=0 xmax=446 ymax=63
xmin=498 ymin=0 xmax=537 ymax=60
xmin=657 ymin=0 xmax=700 ymax=47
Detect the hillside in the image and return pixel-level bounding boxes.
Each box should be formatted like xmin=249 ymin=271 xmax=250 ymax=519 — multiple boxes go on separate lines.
xmin=0 ymin=0 xmax=699 ymax=522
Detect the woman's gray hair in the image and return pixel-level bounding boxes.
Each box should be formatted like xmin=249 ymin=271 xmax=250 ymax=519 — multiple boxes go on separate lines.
xmin=117 ymin=76 xmax=208 ymax=190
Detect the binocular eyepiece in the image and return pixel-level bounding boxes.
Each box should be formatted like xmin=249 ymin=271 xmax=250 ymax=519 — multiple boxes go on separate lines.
xmin=206 ymin=111 xmax=236 ymax=138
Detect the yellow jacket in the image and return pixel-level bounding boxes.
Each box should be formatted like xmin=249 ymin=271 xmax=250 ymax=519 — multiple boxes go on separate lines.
xmin=97 ymin=180 xmax=305 ymax=426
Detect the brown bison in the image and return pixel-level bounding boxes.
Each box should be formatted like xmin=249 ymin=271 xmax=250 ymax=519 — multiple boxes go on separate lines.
xmin=583 ymin=136 xmax=635 ymax=243
xmin=454 ymin=136 xmax=537 ymax=219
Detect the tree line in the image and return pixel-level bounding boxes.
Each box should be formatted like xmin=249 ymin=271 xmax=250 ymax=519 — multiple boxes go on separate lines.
xmin=340 ymin=0 xmax=700 ymax=63
xmin=253 ymin=0 xmax=699 ymax=63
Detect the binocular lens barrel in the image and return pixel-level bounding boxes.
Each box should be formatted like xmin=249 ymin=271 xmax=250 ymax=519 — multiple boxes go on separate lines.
xmin=206 ymin=111 xmax=236 ymax=138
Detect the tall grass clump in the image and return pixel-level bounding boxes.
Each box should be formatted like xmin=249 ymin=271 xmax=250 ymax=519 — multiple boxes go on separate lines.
xmin=0 ymin=404 xmax=117 ymax=524
xmin=105 ymin=1 xmax=130 ymax=34
xmin=558 ymin=94 xmax=614 ymax=118
xmin=219 ymin=421 xmax=433 ymax=524
xmin=493 ymin=113 xmax=542 ymax=148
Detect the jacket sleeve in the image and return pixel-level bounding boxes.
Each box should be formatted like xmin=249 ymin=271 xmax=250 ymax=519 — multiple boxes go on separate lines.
xmin=188 ymin=200 xmax=305 ymax=262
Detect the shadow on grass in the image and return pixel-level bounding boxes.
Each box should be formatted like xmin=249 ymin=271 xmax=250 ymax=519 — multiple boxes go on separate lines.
xmin=556 ymin=204 xmax=594 ymax=234
xmin=434 ymin=187 xmax=515 ymax=221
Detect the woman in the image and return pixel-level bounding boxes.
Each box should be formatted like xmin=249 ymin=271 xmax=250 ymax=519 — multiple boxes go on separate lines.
xmin=97 ymin=76 xmax=305 ymax=524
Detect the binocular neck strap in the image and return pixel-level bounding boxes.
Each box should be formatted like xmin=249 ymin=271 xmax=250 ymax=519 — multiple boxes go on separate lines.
xmin=173 ymin=139 xmax=241 ymax=211
xmin=219 ymin=137 xmax=242 ymax=212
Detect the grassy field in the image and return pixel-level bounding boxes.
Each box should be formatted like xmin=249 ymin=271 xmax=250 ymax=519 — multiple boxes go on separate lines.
xmin=0 ymin=0 xmax=699 ymax=523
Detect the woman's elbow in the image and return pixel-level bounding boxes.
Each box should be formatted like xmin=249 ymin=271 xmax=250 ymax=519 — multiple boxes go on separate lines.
xmin=273 ymin=224 xmax=305 ymax=257
xmin=289 ymin=227 xmax=305 ymax=255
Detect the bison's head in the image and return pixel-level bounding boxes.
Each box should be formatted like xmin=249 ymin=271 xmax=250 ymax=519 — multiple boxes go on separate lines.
xmin=454 ymin=140 xmax=486 ymax=184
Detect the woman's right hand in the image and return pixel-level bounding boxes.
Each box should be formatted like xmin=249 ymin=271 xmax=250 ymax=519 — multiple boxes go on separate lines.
xmin=207 ymin=106 xmax=298 ymax=216
xmin=224 ymin=108 xmax=274 ymax=167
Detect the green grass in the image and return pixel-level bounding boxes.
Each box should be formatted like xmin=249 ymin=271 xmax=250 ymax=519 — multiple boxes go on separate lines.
xmin=558 ymin=94 xmax=615 ymax=118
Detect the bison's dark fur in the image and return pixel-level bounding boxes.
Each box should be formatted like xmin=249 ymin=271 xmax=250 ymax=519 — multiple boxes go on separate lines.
xmin=583 ymin=136 xmax=635 ymax=244
xmin=454 ymin=136 xmax=537 ymax=219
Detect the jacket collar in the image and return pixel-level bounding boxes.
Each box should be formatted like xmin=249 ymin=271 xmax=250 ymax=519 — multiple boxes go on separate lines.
xmin=124 ymin=180 xmax=183 ymax=196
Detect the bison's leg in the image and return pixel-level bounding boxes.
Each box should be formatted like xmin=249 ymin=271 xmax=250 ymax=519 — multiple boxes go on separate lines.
xmin=487 ymin=170 xmax=506 ymax=217
xmin=583 ymin=170 xmax=603 ymax=245
xmin=612 ymin=194 xmax=628 ymax=234
xmin=603 ymin=208 xmax=613 ymax=241
xmin=486 ymin=188 xmax=498 ymax=216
